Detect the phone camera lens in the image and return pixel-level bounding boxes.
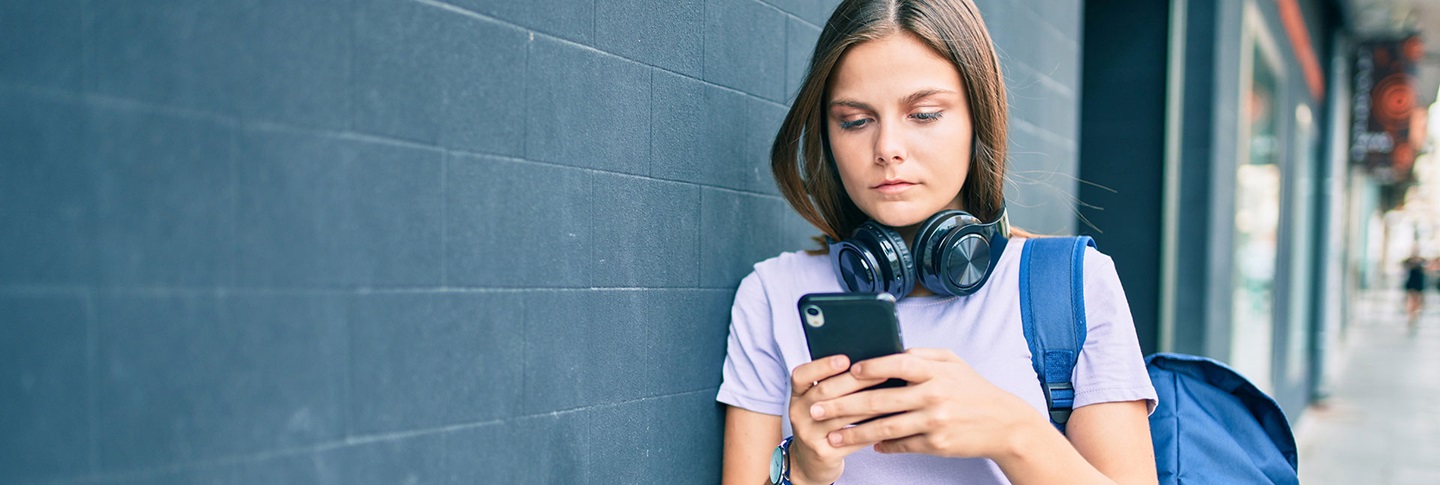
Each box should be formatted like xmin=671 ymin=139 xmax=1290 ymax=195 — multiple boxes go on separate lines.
xmin=803 ymin=305 xmax=825 ymax=328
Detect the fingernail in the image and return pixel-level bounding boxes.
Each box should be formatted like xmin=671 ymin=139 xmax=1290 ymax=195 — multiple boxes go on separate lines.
xmin=831 ymin=355 xmax=845 ymax=369
xmin=828 ymin=432 xmax=843 ymax=446
xmin=810 ymin=404 xmax=825 ymax=419
xmin=850 ymin=363 xmax=863 ymax=375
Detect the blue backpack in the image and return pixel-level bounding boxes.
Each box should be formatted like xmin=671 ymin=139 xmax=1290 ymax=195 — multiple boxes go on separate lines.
xmin=1018 ymin=237 xmax=1299 ymax=484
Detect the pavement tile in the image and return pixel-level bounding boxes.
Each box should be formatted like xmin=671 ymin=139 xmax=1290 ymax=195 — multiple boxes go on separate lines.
xmin=1298 ymin=291 xmax=1440 ymax=484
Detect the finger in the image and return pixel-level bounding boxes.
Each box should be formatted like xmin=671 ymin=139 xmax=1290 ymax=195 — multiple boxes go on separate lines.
xmin=849 ymin=353 xmax=939 ymax=383
xmin=791 ymin=434 xmax=874 ymax=472
xmin=826 ymin=411 xmax=929 ymax=448
xmin=808 ymin=412 xmax=887 ymax=436
xmin=809 ymin=415 xmax=893 ymax=449
xmin=809 ymin=385 xmax=922 ymax=421
xmin=806 ymin=371 xmax=890 ymax=403
xmin=791 ymin=355 xmax=851 ymax=397
xmin=873 ymin=434 xmax=930 ymax=455
xmin=903 ymin=347 xmax=963 ymax=362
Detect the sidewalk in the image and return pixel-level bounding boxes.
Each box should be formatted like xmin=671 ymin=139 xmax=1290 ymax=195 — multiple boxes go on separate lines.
xmin=1296 ymin=290 xmax=1440 ymax=484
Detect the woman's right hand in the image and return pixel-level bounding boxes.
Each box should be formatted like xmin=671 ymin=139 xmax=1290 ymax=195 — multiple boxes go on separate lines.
xmin=786 ymin=354 xmax=889 ymax=485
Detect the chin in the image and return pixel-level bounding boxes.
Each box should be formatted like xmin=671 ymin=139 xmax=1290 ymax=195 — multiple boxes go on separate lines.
xmin=863 ymin=205 xmax=932 ymax=229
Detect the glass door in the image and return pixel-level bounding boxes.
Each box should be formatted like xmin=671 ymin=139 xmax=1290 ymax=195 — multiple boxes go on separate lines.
xmin=1230 ymin=24 xmax=1285 ymax=394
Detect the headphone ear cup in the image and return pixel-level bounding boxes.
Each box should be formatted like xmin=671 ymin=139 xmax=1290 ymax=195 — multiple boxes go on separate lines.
xmin=915 ymin=211 xmax=984 ymax=295
xmin=932 ymin=225 xmax=995 ymax=295
xmin=830 ymin=222 xmax=915 ymax=297
xmin=913 ymin=210 xmax=963 ymax=288
xmin=875 ymin=223 xmax=916 ymax=297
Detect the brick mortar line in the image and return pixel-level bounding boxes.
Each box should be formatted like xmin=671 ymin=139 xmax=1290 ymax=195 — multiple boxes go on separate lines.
xmin=1028 ymin=71 xmax=1078 ymax=98
xmin=1010 ymin=118 xmax=1078 ymax=150
xmin=648 ymin=68 xmax=656 ymax=178
xmin=1007 ymin=62 xmax=1077 ymax=99
xmin=750 ymin=0 xmax=824 ymax=30
xmin=0 ymin=286 xmax=739 ymax=296
xmin=439 ymin=155 xmax=449 ymax=288
xmin=408 ymin=0 xmax=795 ymax=106
xmin=0 ymin=81 xmax=790 ymax=201
xmin=1018 ymin=3 xmax=1080 ymax=53
xmin=341 ymin=273 xmax=358 ymax=450
xmin=31 ymin=388 xmax=719 ymax=485
xmin=451 ymin=151 xmax=788 ymax=200
xmin=0 ymin=81 xmax=231 ymax=127
xmin=700 ymin=0 xmax=708 ymax=80
xmin=0 ymin=286 xmax=94 ymax=297
xmin=517 ymin=265 xmax=533 ymax=458
xmin=83 ymin=289 xmax=100 ymax=478
xmin=541 ymin=386 xmax=719 ymax=416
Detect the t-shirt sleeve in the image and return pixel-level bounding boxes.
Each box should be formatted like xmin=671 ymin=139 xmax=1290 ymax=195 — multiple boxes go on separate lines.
xmin=1072 ymin=248 xmax=1159 ymax=413
xmin=716 ymin=270 xmax=790 ymax=416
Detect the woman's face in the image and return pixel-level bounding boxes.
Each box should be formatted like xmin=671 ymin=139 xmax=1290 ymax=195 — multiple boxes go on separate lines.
xmin=826 ymin=32 xmax=973 ymax=230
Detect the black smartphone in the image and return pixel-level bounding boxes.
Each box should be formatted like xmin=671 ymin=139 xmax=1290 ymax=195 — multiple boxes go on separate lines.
xmin=798 ymin=292 xmax=907 ymax=393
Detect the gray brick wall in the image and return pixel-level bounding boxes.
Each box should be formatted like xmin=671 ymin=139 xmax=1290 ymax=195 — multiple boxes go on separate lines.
xmin=978 ymin=0 xmax=1085 ymax=235
xmin=0 ymin=1 xmax=1081 ymax=483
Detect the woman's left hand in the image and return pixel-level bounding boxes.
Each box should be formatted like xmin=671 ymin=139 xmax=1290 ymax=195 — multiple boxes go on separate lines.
xmin=808 ymin=347 xmax=1045 ymax=459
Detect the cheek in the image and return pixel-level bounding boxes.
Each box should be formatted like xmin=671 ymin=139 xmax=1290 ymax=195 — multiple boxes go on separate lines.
xmin=925 ymin=126 xmax=973 ymax=184
xmin=834 ymin=162 xmax=870 ymax=203
xmin=829 ymin=139 xmax=871 ymax=187
xmin=946 ymin=156 xmax=972 ymax=192
xmin=829 ymin=133 xmax=868 ymax=162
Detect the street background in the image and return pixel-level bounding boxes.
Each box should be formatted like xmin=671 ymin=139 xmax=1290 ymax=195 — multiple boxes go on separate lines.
xmin=1298 ymin=290 xmax=1440 ymax=484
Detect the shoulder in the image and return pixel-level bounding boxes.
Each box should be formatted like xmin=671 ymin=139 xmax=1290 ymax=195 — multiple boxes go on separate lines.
xmin=733 ymin=250 xmax=837 ymax=310
xmin=1082 ymin=244 xmax=1118 ymax=277
xmin=1003 ymin=237 xmax=1111 ymax=271
xmin=748 ymin=249 xmax=835 ymax=290
xmin=1016 ymin=237 xmax=1118 ymax=274
xmin=1011 ymin=237 xmax=1124 ymax=300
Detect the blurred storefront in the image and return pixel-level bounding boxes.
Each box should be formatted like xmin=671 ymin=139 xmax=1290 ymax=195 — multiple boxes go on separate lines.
xmin=1076 ymin=0 xmax=1438 ymax=420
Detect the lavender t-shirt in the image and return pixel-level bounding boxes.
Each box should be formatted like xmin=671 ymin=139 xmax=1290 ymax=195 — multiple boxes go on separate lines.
xmin=716 ymin=238 xmax=1157 ymax=484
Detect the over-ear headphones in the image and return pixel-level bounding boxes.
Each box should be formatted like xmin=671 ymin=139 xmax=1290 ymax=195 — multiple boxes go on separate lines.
xmin=828 ymin=207 xmax=1010 ymax=299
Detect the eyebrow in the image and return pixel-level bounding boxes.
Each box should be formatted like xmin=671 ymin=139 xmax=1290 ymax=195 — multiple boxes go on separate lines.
xmin=828 ymin=89 xmax=958 ymax=111
xmin=901 ymin=89 xmax=957 ymax=105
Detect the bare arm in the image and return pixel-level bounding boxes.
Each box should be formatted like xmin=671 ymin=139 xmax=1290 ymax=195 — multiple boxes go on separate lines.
xmin=722 ymin=406 xmax=782 ymax=485
xmin=1066 ymin=400 xmax=1157 ymax=483
xmin=995 ymin=400 xmax=1157 ymax=485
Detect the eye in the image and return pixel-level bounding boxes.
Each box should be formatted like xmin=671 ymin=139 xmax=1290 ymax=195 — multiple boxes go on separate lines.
xmin=838 ymin=118 xmax=871 ymax=130
xmin=912 ymin=111 xmax=944 ymax=122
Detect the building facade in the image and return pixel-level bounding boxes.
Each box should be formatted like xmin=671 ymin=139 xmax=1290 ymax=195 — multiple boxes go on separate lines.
xmin=1080 ymin=0 xmax=1428 ymax=419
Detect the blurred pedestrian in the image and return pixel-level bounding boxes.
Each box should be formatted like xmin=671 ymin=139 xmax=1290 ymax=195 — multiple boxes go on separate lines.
xmin=1432 ymin=257 xmax=1440 ymax=292
xmin=1403 ymin=252 xmax=1426 ymax=328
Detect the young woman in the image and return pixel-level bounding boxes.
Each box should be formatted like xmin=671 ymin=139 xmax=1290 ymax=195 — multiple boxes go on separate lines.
xmin=716 ymin=1 xmax=1158 ymax=483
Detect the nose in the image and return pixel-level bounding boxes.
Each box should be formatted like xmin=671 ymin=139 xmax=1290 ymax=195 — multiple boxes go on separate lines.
xmin=874 ymin=122 xmax=905 ymax=165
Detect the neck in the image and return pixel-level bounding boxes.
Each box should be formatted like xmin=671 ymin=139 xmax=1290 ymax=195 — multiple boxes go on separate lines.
xmin=895 ymin=224 xmax=920 ymax=247
xmin=907 ymin=285 xmax=937 ymax=298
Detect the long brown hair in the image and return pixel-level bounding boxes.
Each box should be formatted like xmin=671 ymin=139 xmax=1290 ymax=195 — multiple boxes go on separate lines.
xmin=772 ymin=0 xmax=1016 ymax=251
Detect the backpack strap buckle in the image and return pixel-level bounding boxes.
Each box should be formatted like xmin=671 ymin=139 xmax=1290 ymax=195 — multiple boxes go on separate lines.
xmin=1020 ymin=236 xmax=1094 ymax=431
xmin=1044 ymin=382 xmax=1075 ymax=424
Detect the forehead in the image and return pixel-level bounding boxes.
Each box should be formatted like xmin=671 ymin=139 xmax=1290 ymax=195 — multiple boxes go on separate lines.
xmin=828 ymin=32 xmax=963 ymax=99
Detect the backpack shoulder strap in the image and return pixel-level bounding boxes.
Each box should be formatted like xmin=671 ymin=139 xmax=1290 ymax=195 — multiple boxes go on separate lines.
xmin=1019 ymin=236 xmax=1095 ymax=431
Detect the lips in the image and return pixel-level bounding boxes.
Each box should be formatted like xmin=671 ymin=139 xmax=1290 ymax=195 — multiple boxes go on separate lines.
xmin=873 ymin=180 xmax=916 ymax=194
